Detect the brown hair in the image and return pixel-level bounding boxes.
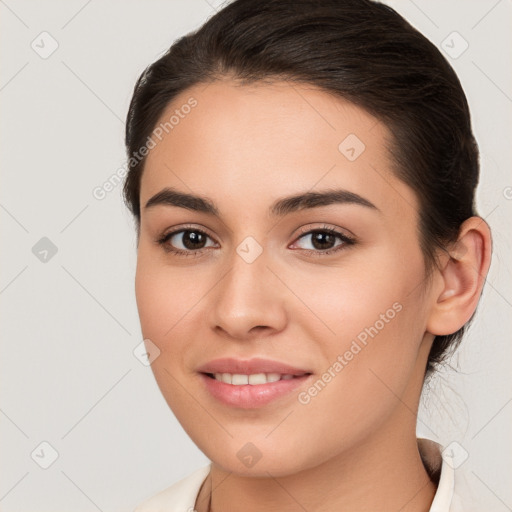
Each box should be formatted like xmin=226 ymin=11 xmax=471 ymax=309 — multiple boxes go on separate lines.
xmin=123 ymin=0 xmax=481 ymax=378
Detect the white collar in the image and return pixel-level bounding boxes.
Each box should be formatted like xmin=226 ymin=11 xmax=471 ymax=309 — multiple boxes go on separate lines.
xmin=419 ymin=438 xmax=454 ymax=511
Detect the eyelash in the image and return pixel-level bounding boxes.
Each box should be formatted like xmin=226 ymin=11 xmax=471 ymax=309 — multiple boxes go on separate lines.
xmin=156 ymin=224 xmax=356 ymax=258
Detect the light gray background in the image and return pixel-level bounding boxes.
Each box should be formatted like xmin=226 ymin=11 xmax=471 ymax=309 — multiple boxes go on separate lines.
xmin=1 ymin=1 xmax=511 ymax=511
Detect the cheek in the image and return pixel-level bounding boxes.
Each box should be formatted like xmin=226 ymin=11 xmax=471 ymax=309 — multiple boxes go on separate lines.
xmin=285 ymin=280 xmax=428 ymax=467
xmin=134 ymin=254 xmax=208 ymax=411
xmin=135 ymin=262 xmax=168 ymax=341
xmin=135 ymin=252 xmax=207 ymax=341
xmin=294 ymin=247 xmax=426 ymax=350
xmin=294 ymin=245 xmax=429 ymax=402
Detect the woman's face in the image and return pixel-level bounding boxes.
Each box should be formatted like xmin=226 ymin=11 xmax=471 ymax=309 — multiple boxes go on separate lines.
xmin=136 ymin=79 xmax=438 ymax=476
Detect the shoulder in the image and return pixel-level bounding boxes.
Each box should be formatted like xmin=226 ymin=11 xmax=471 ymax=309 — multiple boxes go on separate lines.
xmin=134 ymin=464 xmax=211 ymax=512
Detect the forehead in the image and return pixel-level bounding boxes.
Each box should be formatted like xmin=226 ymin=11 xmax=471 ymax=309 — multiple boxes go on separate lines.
xmin=140 ymin=79 xmax=418 ymax=220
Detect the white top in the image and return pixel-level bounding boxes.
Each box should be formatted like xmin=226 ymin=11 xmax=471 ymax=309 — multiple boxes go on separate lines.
xmin=134 ymin=439 xmax=466 ymax=512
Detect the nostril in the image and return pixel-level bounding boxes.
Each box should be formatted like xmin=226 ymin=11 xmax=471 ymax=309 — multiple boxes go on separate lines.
xmin=251 ymin=325 xmax=270 ymax=333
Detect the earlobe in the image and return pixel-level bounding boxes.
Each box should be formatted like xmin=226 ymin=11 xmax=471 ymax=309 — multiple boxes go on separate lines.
xmin=426 ymin=217 xmax=492 ymax=336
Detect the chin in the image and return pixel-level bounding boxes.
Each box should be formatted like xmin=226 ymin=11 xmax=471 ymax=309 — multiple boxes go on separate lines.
xmin=192 ymin=434 xmax=324 ymax=478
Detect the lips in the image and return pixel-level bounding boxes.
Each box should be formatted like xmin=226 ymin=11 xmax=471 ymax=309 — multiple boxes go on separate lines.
xmin=197 ymin=357 xmax=311 ymax=376
xmin=197 ymin=357 xmax=313 ymax=408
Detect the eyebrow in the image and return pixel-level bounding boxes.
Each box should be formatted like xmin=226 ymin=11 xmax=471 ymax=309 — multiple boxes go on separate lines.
xmin=144 ymin=187 xmax=379 ymax=217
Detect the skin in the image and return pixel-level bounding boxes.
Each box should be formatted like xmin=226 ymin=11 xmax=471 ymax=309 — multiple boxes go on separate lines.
xmin=135 ymin=78 xmax=491 ymax=512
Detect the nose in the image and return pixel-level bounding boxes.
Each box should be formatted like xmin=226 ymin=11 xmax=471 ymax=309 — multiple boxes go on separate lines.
xmin=208 ymin=249 xmax=288 ymax=341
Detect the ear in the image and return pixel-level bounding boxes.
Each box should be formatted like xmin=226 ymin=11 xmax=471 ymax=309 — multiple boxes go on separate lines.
xmin=426 ymin=217 xmax=492 ymax=336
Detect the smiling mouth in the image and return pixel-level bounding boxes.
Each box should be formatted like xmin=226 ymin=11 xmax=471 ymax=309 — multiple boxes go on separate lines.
xmin=204 ymin=372 xmax=311 ymax=385
xmin=200 ymin=369 xmax=313 ymax=408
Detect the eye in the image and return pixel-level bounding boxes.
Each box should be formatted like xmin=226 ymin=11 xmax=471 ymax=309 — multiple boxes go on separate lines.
xmin=291 ymin=226 xmax=355 ymax=256
xmin=157 ymin=227 xmax=217 ymax=256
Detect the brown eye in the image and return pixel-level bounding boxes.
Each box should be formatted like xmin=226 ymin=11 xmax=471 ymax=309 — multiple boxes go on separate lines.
xmin=158 ymin=228 xmax=217 ymax=255
xmin=309 ymin=231 xmax=338 ymax=250
xmin=176 ymin=230 xmax=208 ymax=250
xmin=291 ymin=227 xmax=356 ymax=256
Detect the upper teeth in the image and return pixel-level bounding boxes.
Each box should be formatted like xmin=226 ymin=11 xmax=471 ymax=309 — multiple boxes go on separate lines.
xmin=213 ymin=373 xmax=296 ymax=385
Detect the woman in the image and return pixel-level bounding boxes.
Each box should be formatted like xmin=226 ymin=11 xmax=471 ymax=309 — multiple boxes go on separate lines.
xmin=123 ymin=0 xmax=492 ymax=510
